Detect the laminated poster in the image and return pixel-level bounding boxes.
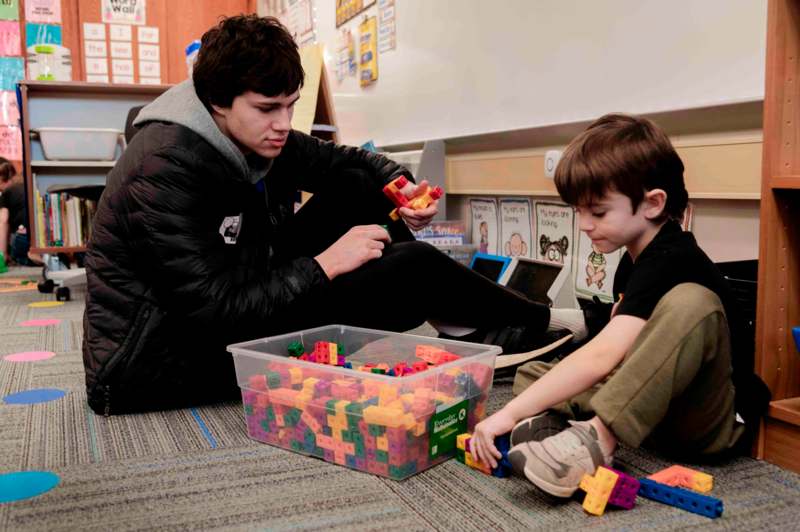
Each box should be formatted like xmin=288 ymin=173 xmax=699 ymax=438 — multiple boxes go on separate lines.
xmin=0 ymin=125 xmax=21 ymax=161
xmin=574 ymin=226 xmax=624 ymax=303
xmin=25 ymin=0 xmax=61 ymax=24
xmin=377 ymin=0 xmax=395 ymax=53
xmin=499 ymin=198 xmax=532 ymax=258
xmin=534 ymin=201 xmax=575 ymax=266
xmin=0 ymin=56 xmax=23 ymax=90
xmin=25 ymin=23 xmax=61 ymax=47
xmin=0 ymin=0 xmax=18 ymax=21
xmin=336 ymin=0 xmax=376 ymax=28
xmin=102 ymin=0 xmax=146 ymax=26
xmin=470 ymin=198 xmax=499 ymax=255
xmin=0 ymin=20 xmax=20 ymax=56
xmin=0 ymin=90 xmax=19 ymax=126
xmin=358 ymin=15 xmax=378 ymax=87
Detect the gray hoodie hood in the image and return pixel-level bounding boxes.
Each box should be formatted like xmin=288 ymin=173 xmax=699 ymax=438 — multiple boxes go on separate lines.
xmin=133 ymin=79 xmax=271 ymax=184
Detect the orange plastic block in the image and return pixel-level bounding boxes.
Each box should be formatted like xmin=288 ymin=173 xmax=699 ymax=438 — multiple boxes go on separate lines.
xmin=415 ymin=345 xmax=461 ymax=366
xmin=648 ymin=465 xmax=713 ymax=493
xmin=464 ymin=448 xmax=492 ymax=474
xmin=388 ymin=183 xmax=443 ymax=221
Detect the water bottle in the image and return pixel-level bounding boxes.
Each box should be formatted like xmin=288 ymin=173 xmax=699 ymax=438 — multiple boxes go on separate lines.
xmin=185 ymin=40 xmax=201 ymax=78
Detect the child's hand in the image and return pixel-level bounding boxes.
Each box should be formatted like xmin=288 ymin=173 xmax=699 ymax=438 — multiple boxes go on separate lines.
xmin=471 ymin=409 xmax=516 ymax=469
xmin=398 ymin=180 xmax=438 ymax=230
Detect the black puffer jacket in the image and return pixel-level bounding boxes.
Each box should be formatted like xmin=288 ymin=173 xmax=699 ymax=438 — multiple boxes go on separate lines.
xmin=83 ymin=102 xmax=405 ymax=415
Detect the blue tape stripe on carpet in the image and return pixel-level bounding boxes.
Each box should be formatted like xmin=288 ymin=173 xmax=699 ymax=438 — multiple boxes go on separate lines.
xmin=190 ymin=408 xmax=217 ymax=449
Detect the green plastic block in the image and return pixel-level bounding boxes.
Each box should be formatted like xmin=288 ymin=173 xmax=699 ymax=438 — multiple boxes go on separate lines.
xmin=325 ymin=399 xmax=338 ymax=415
xmin=290 ymin=440 xmax=303 ymax=451
xmin=266 ymin=406 xmax=275 ymax=422
xmin=266 ymin=371 xmax=282 ymax=389
xmin=244 ymin=404 xmax=253 ymax=416
xmin=376 ymin=450 xmax=388 ymax=463
xmin=287 ymin=341 xmax=304 ymax=357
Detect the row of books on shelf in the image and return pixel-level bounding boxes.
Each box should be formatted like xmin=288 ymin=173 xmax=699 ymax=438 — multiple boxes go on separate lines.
xmin=33 ymin=189 xmax=97 ymax=248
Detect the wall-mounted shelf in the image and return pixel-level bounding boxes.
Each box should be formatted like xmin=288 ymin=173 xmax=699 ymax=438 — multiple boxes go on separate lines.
xmin=31 ymin=160 xmax=117 ymax=168
xmin=770 ymin=176 xmax=800 ymax=189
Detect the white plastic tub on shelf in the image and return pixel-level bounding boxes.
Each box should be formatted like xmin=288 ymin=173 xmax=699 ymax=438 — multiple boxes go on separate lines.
xmin=33 ymin=127 xmax=124 ymax=161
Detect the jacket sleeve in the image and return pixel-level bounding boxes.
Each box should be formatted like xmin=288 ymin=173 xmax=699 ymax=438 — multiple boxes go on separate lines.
xmin=121 ymin=147 xmax=329 ymax=331
xmin=281 ymin=130 xmax=413 ymax=193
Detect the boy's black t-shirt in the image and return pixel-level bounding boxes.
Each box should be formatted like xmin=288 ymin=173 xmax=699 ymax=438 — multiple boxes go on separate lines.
xmin=612 ymin=220 xmax=769 ymax=424
xmin=0 ymin=181 xmax=27 ymax=232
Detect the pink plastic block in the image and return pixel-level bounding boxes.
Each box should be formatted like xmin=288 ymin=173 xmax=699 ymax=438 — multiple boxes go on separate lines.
xmin=608 ymin=467 xmax=640 ymax=510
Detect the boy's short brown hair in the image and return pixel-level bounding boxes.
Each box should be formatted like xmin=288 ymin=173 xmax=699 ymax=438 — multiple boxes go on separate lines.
xmin=554 ymin=113 xmax=688 ymax=222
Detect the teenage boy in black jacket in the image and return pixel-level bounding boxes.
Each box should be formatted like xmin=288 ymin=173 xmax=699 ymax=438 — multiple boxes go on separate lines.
xmin=83 ymin=15 xmax=589 ymax=415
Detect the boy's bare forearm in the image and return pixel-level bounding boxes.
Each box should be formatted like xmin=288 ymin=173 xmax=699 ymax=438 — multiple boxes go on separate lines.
xmin=501 ymin=315 xmax=645 ymax=423
xmin=0 ymin=219 xmax=8 ymax=257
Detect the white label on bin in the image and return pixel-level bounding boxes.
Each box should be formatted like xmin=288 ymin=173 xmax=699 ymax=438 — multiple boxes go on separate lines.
xmin=140 ymin=76 xmax=161 ymax=85
xmin=113 ymin=75 xmax=134 ymax=84
xmin=87 ymin=74 xmax=109 ymax=83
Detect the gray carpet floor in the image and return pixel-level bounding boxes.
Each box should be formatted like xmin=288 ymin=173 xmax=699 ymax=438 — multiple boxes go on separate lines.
xmin=1 ymin=267 xmax=800 ymax=531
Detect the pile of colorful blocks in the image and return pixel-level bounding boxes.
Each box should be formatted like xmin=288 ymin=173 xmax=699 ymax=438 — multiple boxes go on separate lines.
xmin=579 ymin=464 xmax=722 ymax=518
xmin=287 ymin=340 xmax=461 ymax=377
xmin=241 ymin=342 xmax=493 ymax=480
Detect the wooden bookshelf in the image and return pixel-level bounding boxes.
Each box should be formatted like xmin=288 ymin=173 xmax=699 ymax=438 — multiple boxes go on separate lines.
xmin=20 ymin=81 xmax=169 ymax=255
xmin=755 ymin=0 xmax=800 ymax=474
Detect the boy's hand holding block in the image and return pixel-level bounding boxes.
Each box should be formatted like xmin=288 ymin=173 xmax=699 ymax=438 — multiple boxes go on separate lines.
xmin=579 ymin=466 xmax=640 ymax=515
xmin=382 ymin=176 xmax=443 ymax=221
xmin=456 ymin=433 xmax=512 ymax=478
xmin=647 ymin=465 xmax=713 ymax=493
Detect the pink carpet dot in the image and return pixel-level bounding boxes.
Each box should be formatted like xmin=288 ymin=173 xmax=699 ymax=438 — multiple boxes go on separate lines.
xmin=3 ymin=351 xmax=56 ymax=363
xmin=18 ymin=319 xmax=62 ymax=327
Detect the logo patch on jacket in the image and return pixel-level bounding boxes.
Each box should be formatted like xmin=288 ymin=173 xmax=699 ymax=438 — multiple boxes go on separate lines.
xmin=219 ymin=214 xmax=243 ymax=244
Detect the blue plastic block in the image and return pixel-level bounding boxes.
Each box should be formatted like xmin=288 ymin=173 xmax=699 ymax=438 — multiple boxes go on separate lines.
xmin=638 ymin=478 xmax=723 ymax=518
xmin=792 ymin=327 xmax=800 ymax=354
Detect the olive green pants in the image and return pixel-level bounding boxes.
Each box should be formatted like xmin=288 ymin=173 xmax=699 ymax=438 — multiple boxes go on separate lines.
xmin=513 ymin=283 xmax=744 ymax=457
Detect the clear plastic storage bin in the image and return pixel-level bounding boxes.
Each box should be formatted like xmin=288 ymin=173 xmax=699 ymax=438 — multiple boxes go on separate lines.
xmin=228 ymin=325 xmax=500 ymax=480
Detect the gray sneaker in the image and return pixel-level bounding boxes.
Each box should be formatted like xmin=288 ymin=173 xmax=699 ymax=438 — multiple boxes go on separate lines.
xmin=508 ymin=421 xmax=613 ymax=498
xmin=510 ymin=412 xmax=570 ymax=447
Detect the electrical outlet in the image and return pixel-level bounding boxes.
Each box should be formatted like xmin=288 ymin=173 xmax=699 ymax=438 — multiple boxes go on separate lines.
xmin=544 ymin=150 xmax=562 ymax=179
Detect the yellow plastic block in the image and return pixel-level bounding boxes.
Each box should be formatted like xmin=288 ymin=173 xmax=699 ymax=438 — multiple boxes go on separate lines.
xmin=402 ymin=413 xmax=417 ymax=430
xmin=580 ymin=466 xmax=619 ymax=516
xmin=376 ymin=436 xmax=388 ymax=451
xmin=413 ymin=421 xmax=427 ymax=437
xmin=329 ymin=343 xmax=338 ymax=365
xmin=302 ymin=377 xmax=319 ymax=391
xmin=288 ymin=367 xmax=303 ymax=386
xmin=334 ymin=400 xmax=351 ymax=416
xmin=456 ymin=433 xmax=470 ymax=451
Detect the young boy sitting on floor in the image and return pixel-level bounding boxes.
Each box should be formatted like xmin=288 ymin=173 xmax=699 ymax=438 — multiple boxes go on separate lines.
xmin=469 ymin=113 xmax=770 ymax=498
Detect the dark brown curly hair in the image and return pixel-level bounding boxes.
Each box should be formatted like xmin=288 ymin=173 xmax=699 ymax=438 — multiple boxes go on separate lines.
xmin=193 ymin=15 xmax=305 ymax=109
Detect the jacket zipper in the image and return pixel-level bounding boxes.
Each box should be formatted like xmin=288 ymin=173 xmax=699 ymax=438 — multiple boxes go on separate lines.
xmin=97 ymin=304 xmax=152 ymax=415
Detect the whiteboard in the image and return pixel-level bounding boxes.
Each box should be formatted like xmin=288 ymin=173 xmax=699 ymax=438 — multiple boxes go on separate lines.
xmin=303 ymin=0 xmax=767 ymax=147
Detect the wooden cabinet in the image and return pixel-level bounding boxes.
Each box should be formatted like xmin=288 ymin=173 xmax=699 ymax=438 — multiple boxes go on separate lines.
xmin=755 ymin=0 xmax=800 ymax=474
xmin=19 ymin=81 xmax=168 ymax=254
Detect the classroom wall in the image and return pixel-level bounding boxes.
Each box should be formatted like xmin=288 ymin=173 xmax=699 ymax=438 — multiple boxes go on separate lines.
xmin=309 ymin=0 xmax=767 ymax=147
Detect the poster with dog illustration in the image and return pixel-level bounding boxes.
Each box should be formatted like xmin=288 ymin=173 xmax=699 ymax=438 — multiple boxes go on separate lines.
xmin=575 ymin=224 xmax=624 ymax=303
xmin=534 ymin=201 xmax=574 ymax=266
xmin=500 ymin=198 xmax=532 ymax=258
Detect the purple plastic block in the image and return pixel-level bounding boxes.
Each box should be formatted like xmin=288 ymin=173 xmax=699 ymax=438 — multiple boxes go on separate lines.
xmin=608 ymin=467 xmax=640 ymax=510
xmin=355 ymin=457 xmax=366 ymax=470
xmin=242 ymin=390 xmax=258 ymax=405
xmin=337 ymin=355 xmax=345 ymax=366
xmin=323 ymin=449 xmax=334 ymax=461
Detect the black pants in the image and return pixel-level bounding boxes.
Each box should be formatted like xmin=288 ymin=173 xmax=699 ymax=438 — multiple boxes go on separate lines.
xmin=272 ymin=168 xmax=550 ymax=334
